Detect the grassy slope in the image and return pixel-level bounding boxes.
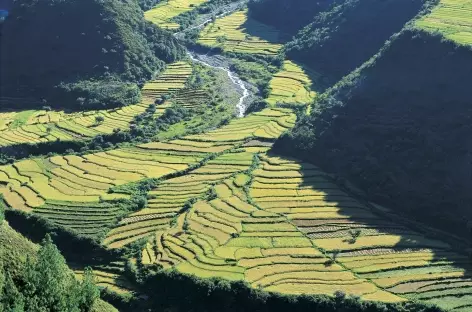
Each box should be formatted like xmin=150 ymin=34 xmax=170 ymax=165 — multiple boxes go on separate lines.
xmin=0 ymin=221 xmax=38 ymax=277
xmin=0 ymin=221 xmax=118 ymax=312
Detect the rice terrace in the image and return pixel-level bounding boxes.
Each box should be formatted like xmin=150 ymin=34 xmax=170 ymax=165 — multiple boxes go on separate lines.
xmin=1 ymin=0 xmax=472 ymax=311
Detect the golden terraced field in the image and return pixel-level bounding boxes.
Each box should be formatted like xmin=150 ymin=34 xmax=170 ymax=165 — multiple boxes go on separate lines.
xmin=117 ymin=149 xmax=472 ymax=310
xmin=0 ymin=62 xmax=192 ymax=147
xmin=266 ymin=60 xmax=317 ymax=106
xmin=0 ymin=108 xmax=295 ymax=238
xmin=198 ymin=10 xmax=283 ymax=55
xmin=145 ymin=0 xmax=209 ymax=30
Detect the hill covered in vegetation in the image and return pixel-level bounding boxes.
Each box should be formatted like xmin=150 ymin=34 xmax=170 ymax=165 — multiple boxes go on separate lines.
xmin=0 ymin=207 xmax=116 ymax=312
xmin=0 ymin=0 xmax=185 ymax=110
xmin=285 ymin=0 xmax=428 ymax=82
xmin=276 ymin=1 xmax=472 ymax=239
xmin=247 ymin=0 xmax=333 ymax=34
xmin=247 ymin=0 xmax=429 ymax=82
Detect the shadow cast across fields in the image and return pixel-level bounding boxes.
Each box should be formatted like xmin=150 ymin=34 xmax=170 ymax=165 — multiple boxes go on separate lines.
xmin=261 ymin=150 xmax=472 ymax=309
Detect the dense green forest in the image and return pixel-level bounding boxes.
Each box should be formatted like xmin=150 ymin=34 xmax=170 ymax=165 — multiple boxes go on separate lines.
xmin=247 ymin=0 xmax=429 ymax=82
xmin=276 ymin=28 xmax=472 ymax=239
xmin=0 ymin=206 xmax=105 ymax=312
xmin=247 ymin=0 xmax=334 ymax=34
xmin=285 ymin=0 xmax=429 ymax=82
xmin=0 ymin=0 xmax=184 ymax=110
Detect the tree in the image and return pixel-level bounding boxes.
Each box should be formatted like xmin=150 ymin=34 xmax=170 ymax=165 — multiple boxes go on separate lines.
xmin=79 ymin=268 xmax=100 ymax=312
xmin=348 ymin=229 xmax=362 ymax=244
xmin=216 ymin=35 xmax=227 ymax=45
xmin=94 ymin=115 xmax=105 ymax=125
xmin=332 ymin=249 xmax=340 ymax=262
xmin=1 ymin=270 xmax=25 ymax=312
xmin=22 ymin=235 xmax=83 ymax=312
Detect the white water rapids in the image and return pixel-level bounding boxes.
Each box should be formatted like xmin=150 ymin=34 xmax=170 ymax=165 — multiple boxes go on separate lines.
xmin=187 ymin=52 xmax=249 ymax=117
xmin=173 ymin=1 xmax=251 ymax=117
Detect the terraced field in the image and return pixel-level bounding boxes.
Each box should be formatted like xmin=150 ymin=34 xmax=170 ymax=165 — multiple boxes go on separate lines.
xmin=127 ymin=151 xmax=472 ymax=309
xmin=266 ymin=60 xmax=317 ymax=106
xmin=145 ymin=0 xmax=209 ymax=30
xmin=169 ymin=89 xmax=209 ymax=109
xmin=3 ymin=3 xmax=471 ymax=308
xmin=103 ymin=107 xmax=295 ymax=248
xmin=130 ymin=154 xmax=401 ymax=301
xmin=198 ymin=9 xmax=283 ymax=55
xmin=416 ymin=0 xmax=472 ymax=45
xmin=251 ymin=156 xmax=472 ymax=310
xmin=74 ymin=261 xmax=134 ymax=295
xmin=0 ymin=110 xmax=68 ymax=131
xmin=0 ymin=107 xmax=294 ymax=237
xmin=0 ymin=62 xmax=192 ymax=147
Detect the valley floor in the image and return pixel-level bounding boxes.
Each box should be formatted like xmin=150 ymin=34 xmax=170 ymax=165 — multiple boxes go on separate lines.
xmin=1 ymin=1 xmax=472 ymax=311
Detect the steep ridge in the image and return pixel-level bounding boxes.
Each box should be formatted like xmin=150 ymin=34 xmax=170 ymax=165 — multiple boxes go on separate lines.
xmin=0 ymin=0 xmax=185 ymax=110
xmin=277 ymin=1 xmax=472 ymax=240
xmin=247 ymin=0 xmax=333 ymax=34
xmin=285 ymin=0 xmax=429 ymax=82
xmin=0 ymin=218 xmax=118 ymax=312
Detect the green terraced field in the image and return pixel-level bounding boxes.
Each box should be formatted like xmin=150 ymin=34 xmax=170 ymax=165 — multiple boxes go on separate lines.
xmin=416 ymin=0 xmax=472 ymax=45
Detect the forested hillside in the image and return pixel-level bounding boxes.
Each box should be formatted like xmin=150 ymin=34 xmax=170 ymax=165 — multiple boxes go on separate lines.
xmin=277 ymin=7 xmax=472 ymax=239
xmin=248 ymin=0 xmax=428 ymax=82
xmin=285 ymin=0 xmax=428 ymax=81
xmin=0 ymin=206 xmax=115 ymax=312
xmin=0 ymin=0 xmax=184 ymax=110
xmin=247 ymin=0 xmax=333 ymax=34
